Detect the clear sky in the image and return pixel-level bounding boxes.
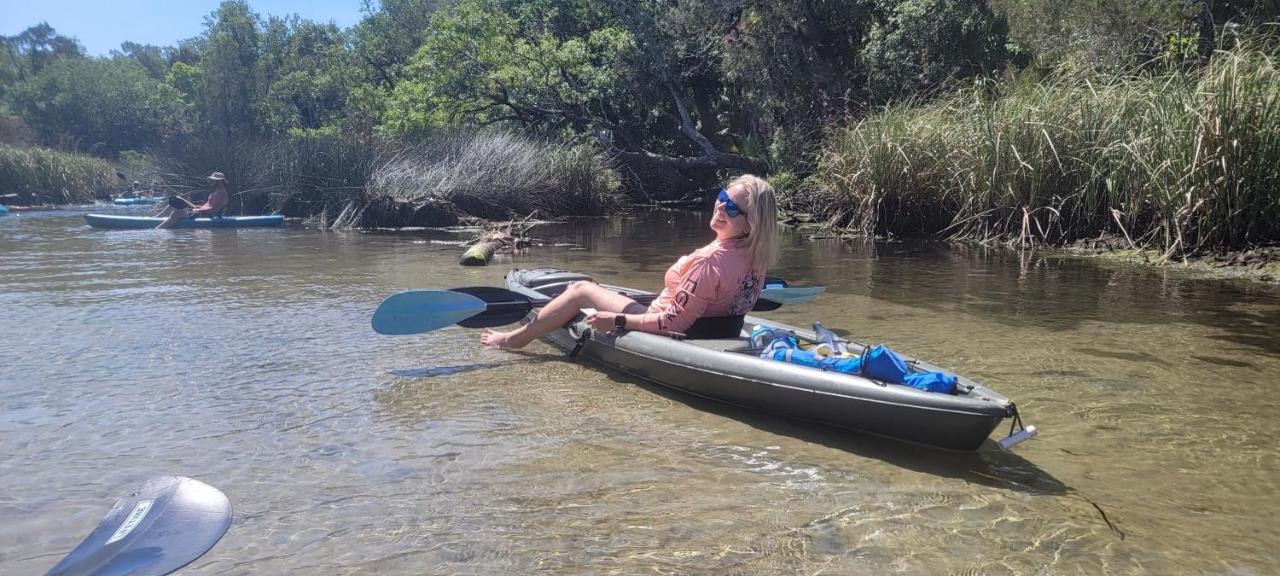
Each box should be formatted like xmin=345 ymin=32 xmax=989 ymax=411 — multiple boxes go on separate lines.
xmin=1 ymin=0 xmax=367 ymax=56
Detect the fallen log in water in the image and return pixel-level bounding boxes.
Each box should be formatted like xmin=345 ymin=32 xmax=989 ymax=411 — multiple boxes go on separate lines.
xmin=459 ymin=214 xmax=536 ymax=266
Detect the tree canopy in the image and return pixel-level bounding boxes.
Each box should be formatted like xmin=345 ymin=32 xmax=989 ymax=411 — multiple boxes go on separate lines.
xmin=0 ymin=0 xmax=1272 ymax=190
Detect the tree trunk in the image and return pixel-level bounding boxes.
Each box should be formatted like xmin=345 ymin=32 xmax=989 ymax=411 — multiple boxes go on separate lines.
xmin=1197 ymin=0 xmax=1215 ymax=60
xmin=459 ymin=241 xmax=500 ymax=266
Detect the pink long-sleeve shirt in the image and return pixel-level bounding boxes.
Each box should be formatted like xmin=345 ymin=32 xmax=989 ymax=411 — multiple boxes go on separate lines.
xmin=627 ymin=238 xmax=765 ymax=335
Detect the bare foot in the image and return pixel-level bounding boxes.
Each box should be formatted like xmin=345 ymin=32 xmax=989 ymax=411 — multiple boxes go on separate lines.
xmin=480 ymin=329 xmax=520 ymax=349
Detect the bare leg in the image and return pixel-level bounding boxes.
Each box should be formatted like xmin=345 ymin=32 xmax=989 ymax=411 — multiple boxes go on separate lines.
xmin=156 ymin=196 xmax=196 ymax=227
xmin=156 ymin=208 xmax=189 ymax=229
xmin=481 ymin=281 xmax=639 ymax=349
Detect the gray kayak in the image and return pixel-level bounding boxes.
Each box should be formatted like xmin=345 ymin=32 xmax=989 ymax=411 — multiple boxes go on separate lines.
xmin=506 ymin=268 xmax=1018 ymax=451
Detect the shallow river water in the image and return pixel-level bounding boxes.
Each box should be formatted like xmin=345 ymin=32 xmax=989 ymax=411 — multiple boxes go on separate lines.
xmin=1 ymin=205 xmax=1277 ymax=575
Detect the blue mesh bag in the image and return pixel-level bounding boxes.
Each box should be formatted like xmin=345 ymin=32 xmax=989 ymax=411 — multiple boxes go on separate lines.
xmin=750 ymin=325 xmax=798 ymax=350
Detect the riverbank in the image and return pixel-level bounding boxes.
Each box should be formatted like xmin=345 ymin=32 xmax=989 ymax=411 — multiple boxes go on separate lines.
xmin=783 ymin=213 xmax=1280 ymax=285
xmin=1055 ymin=237 xmax=1280 ymax=284
xmin=7 ymin=40 xmax=1276 ymax=249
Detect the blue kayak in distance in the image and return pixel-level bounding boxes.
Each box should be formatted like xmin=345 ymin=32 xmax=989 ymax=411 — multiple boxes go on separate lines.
xmin=84 ymin=214 xmax=285 ymax=229
xmin=0 ymin=205 xmax=9 ymax=215
xmin=112 ymin=197 xmax=163 ymax=205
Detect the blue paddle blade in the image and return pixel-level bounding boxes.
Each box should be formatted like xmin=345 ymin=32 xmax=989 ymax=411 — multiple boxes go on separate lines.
xmin=760 ymin=285 xmax=824 ymax=304
xmin=372 ymin=290 xmax=488 ymax=335
xmin=45 ymin=476 xmax=231 ymax=576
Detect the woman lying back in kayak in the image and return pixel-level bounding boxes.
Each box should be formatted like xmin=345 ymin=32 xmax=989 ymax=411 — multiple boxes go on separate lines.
xmin=481 ymin=174 xmax=778 ymax=349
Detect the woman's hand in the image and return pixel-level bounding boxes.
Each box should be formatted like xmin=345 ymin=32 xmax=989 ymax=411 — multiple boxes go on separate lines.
xmin=584 ymin=310 xmax=618 ymax=332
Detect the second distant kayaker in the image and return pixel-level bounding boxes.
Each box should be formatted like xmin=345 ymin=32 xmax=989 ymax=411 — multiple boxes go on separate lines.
xmin=157 ymin=172 xmax=230 ymax=229
xmin=481 ymin=174 xmax=779 ymax=349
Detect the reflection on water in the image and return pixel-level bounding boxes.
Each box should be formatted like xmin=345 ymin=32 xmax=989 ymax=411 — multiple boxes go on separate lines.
xmin=0 ymin=208 xmax=1277 ymax=574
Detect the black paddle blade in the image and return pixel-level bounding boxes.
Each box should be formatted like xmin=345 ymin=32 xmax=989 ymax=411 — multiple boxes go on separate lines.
xmin=453 ymin=286 xmax=539 ymax=328
xmin=46 ymin=476 xmax=232 ymax=576
xmin=751 ymin=299 xmax=782 ymax=312
xmin=752 ymin=277 xmax=787 ymax=311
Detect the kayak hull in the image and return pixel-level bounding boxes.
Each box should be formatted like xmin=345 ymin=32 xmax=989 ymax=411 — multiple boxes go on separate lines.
xmin=112 ymin=197 xmax=162 ymax=205
xmin=84 ymin=214 xmax=285 ymax=229
xmin=506 ymin=268 xmax=1014 ymax=451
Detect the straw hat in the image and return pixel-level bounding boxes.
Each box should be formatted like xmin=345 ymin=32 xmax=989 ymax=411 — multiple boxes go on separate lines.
xmin=207 ymin=172 xmax=227 ymax=182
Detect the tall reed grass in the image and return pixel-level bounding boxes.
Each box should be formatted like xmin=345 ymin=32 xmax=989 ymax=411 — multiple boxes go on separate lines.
xmin=0 ymin=144 xmax=117 ymax=204
xmin=135 ymin=136 xmax=384 ymax=216
xmin=144 ymin=130 xmax=620 ymax=227
xmin=811 ymin=41 xmax=1280 ymax=257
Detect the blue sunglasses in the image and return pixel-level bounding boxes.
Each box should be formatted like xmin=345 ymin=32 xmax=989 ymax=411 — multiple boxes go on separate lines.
xmin=717 ymin=189 xmax=746 ymax=219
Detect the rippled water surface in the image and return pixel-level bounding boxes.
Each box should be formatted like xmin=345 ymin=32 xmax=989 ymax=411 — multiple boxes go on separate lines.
xmin=1 ymin=205 xmax=1277 ymax=574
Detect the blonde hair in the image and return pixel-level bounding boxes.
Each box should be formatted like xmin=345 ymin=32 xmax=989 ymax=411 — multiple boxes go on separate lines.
xmin=728 ymin=174 xmax=778 ymax=271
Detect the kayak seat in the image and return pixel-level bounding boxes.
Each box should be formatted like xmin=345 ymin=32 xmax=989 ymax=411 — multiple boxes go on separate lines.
xmin=684 ymin=315 xmax=745 ymax=339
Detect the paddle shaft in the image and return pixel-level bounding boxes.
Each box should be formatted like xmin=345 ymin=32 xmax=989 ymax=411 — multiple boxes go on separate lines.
xmin=452 ymin=280 xmax=800 ymax=329
xmin=371 ymin=277 xmax=819 ymax=334
xmin=469 ymin=276 xmax=792 ymax=311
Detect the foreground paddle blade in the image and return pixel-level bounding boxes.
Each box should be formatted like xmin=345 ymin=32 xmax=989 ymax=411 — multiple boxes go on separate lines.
xmin=372 ymin=290 xmax=487 ymax=334
xmin=46 ymin=476 xmax=232 ymax=576
xmin=760 ymin=286 xmax=824 ymax=304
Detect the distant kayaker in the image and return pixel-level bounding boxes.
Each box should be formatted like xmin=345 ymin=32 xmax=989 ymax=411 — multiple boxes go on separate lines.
xmin=481 ymin=174 xmax=779 ymax=349
xmin=121 ymin=181 xmax=140 ymax=199
xmin=157 ymin=172 xmax=230 ymax=229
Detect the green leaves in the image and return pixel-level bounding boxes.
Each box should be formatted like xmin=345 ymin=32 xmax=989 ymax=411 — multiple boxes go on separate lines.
xmin=383 ymin=0 xmax=635 ymax=135
xmin=10 ymin=57 xmax=186 ymax=155
xmin=863 ymin=0 xmax=1010 ymax=105
xmin=259 ymin=19 xmax=355 ymax=136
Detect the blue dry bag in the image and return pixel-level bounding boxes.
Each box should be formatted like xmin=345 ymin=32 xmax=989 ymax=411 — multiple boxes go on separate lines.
xmin=904 ymin=372 xmax=958 ymax=394
xmin=859 ymin=345 xmax=909 ymax=384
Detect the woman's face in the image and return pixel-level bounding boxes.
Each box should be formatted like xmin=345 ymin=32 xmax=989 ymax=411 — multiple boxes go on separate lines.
xmin=710 ymin=183 xmax=752 ymax=240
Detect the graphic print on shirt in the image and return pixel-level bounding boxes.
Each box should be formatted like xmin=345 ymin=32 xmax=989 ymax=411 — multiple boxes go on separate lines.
xmin=657 ymin=276 xmax=700 ymax=332
xmin=728 ymin=272 xmax=763 ymax=315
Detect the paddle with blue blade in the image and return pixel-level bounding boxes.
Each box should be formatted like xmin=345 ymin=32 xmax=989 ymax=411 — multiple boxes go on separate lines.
xmin=372 ymin=279 xmax=824 ymax=335
xmin=759 ymin=285 xmax=825 ymax=305
xmin=371 ymin=289 xmax=488 ymax=335
xmin=44 ymin=476 xmax=232 ymax=576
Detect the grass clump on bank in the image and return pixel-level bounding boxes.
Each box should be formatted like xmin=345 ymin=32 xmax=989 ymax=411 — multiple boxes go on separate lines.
xmin=809 ymin=41 xmax=1280 ymax=258
xmin=0 ymin=144 xmax=117 ymax=204
xmin=365 ymin=131 xmax=621 ymax=222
